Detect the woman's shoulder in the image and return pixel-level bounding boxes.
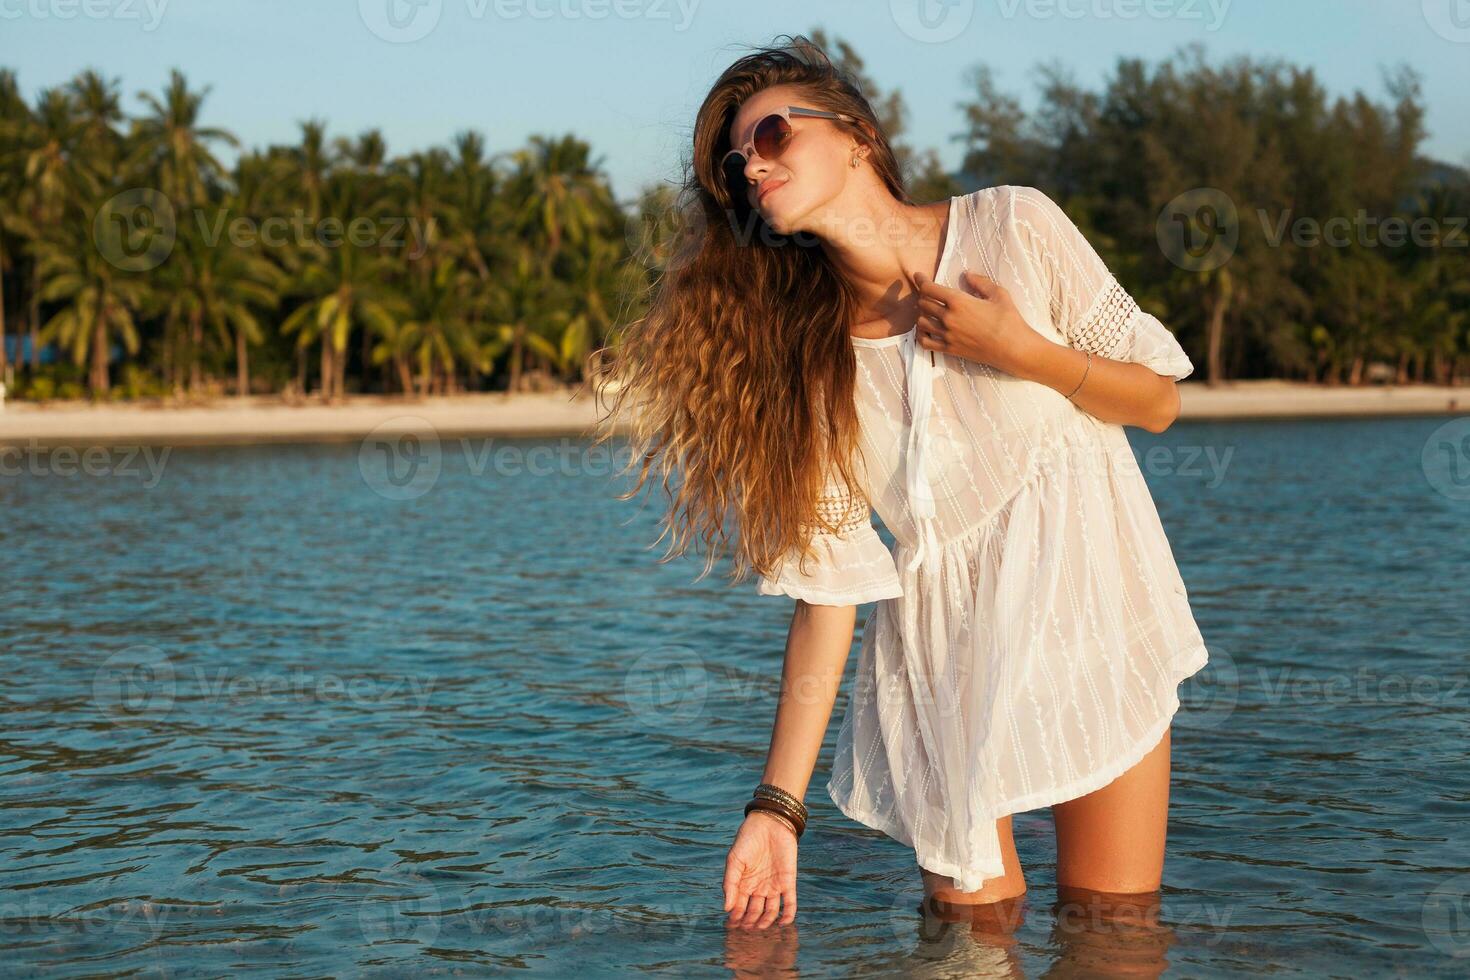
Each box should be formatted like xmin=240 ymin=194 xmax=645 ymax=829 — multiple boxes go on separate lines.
xmin=942 ymin=184 xmax=1030 ymax=249
xmin=950 ymin=185 xmax=1077 ymax=255
xmin=955 ymin=184 xmax=1058 ymax=223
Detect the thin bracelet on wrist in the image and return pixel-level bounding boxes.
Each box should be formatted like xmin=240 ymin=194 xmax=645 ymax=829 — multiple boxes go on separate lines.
xmin=744 ymin=796 xmax=806 ymax=837
xmin=1065 ymin=350 xmax=1092 ymax=400
xmin=746 ymin=806 xmax=800 ymax=838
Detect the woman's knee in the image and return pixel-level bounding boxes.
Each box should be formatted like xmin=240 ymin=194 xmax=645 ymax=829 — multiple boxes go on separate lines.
xmin=919 ymin=814 xmax=1028 ymax=905
xmin=921 ymin=865 xmax=1028 ymax=905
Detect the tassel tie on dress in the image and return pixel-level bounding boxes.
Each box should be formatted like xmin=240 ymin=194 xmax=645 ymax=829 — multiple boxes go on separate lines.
xmin=897 ymin=328 xmax=1008 ymax=889
xmin=900 ymin=330 xmax=944 ymax=575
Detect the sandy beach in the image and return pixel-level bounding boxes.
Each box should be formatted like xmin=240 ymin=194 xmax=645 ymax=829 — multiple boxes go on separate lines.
xmin=0 ymin=380 xmax=1465 ymax=449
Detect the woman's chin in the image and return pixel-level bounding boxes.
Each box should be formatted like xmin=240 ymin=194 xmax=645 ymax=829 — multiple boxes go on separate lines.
xmin=758 ymin=201 xmax=795 ymax=234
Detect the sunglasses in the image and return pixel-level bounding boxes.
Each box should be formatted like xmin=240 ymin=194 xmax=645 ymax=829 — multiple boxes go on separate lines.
xmin=721 ymin=105 xmax=859 ymax=205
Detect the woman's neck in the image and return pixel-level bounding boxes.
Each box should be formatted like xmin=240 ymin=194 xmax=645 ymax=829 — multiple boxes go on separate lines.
xmin=832 ymin=197 xmax=949 ymax=339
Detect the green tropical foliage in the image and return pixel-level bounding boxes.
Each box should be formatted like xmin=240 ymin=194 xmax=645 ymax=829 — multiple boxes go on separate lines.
xmin=0 ymin=65 xmax=644 ymax=400
xmin=0 ymin=40 xmax=1466 ymax=401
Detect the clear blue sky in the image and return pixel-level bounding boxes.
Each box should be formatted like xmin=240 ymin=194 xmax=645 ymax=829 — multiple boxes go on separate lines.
xmin=7 ymin=0 xmax=1468 ymax=205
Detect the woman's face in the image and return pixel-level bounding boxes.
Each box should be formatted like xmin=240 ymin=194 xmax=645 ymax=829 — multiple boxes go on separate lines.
xmin=725 ymin=85 xmax=856 ymax=235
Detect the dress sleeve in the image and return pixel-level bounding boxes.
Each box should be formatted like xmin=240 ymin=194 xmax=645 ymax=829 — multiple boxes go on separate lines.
xmin=756 ymin=466 xmax=904 ymax=607
xmin=1009 ymin=185 xmax=1194 ymax=382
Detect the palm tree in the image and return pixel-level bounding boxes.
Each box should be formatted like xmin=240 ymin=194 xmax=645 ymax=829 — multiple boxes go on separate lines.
xmin=161 ymin=206 xmax=284 ymax=396
xmin=126 ymin=68 xmax=237 ymax=207
xmin=482 ymin=242 xmax=564 ymax=393
xmin=279 ymin=122 xmax=349 ymax=395
xmin=36 ymin=198 xmax=147 ymax=393
xmin=290 ymin=119 xmax=334 ymax=223
xmin=387 ymin=148 xmax=456 ymax=280
xmin=506 ymin=135 xmax=611 ymax=280
xmin=0 ymin=69 xmax=32 ymax=382
xmin=446 ymin=130 xmax=498 ymax=279
xmin=149 ymin=236 xmax=196 ymax=393
xmin=369 ymin=312 xmax=420 ymax=395
xmin=280 ymin=236 xmax=404 ymax=402
xmin=338 ymin=127 xmax=388 ymax=174
xmin=553 ymin=233 xmax=638 ymax=383
xmin=120 ymin=70 xmax=238 ymax=391
xmin=68 ymin=69 xmax=125 ymax=161
xmin=443 ymin=130 xmax=506 ymax=389
xmin=400 ymin=256 xmax=475 ymax=395
xmin=331 ymin=129 xmax=398 ymax=384
xmin=231 ymin=147 xmax=293 ymax=218
xmin=15 ymin=87 xmax=98 ymax=373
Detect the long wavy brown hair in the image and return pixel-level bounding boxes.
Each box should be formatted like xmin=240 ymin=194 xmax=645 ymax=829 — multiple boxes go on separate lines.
xmin=590 ymin=35 xmax=915 ymax=586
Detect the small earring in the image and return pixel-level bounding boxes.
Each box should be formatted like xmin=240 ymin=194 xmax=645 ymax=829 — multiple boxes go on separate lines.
xmin=850 ymin=151 xmax=861 ymax=169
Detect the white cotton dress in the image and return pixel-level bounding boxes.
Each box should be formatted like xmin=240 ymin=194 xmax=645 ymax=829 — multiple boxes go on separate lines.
xmin=757 ymin=185 xmax=1211 ymax=892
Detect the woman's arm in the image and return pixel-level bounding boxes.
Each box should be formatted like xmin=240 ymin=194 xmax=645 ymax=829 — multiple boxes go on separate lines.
xmin=724 ymin=599 xmax=856 ymax=928
xmin=913 ymin=269 xmax=1182 ymax=433
xmin=1007 ymin=327 xmax=1182 ymax=433
xmin=760 ymin=600 xmax=858 ymax=799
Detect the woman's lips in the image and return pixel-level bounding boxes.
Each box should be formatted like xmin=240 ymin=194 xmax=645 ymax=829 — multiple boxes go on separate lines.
xmin=758 ymin=179 xmax=787 ymax=203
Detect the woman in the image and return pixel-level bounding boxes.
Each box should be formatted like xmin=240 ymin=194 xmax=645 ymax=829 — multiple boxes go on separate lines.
xmin=595 ymin=36 xmax=1210 ymax=929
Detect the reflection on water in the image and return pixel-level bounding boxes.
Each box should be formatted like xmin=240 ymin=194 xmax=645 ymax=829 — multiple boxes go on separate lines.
xmin=1 ymin=415 xmax=1467 ymax=976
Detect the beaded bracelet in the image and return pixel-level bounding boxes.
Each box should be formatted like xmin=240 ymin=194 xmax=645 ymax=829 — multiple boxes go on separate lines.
xmin=753 ymin=783 xmax=809 ymax=822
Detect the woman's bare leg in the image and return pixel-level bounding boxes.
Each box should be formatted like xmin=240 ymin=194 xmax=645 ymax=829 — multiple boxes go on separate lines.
xmin=919 ymin=813 xmax=1028 ymax=907
xmin=1051 ymin=725 xmax=1172 ymax=894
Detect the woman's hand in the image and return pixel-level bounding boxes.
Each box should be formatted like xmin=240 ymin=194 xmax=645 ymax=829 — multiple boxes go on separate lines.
xmin=912 ymin=269 xmax=1045 ymax=378
xmin=723 ymin=812 xmax=799 ymax=928
xmin=914 ymin=269 xmax=1181 ymax=430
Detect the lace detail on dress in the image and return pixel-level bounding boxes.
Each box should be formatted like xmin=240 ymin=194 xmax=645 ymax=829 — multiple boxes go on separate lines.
xmin=1069 ymin=275 xmax=1137 ymax=359
xmin=809 ymin=482 xmax=869 ymax=535
xmin=756 ymin=460 xmax=903 ymax=606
